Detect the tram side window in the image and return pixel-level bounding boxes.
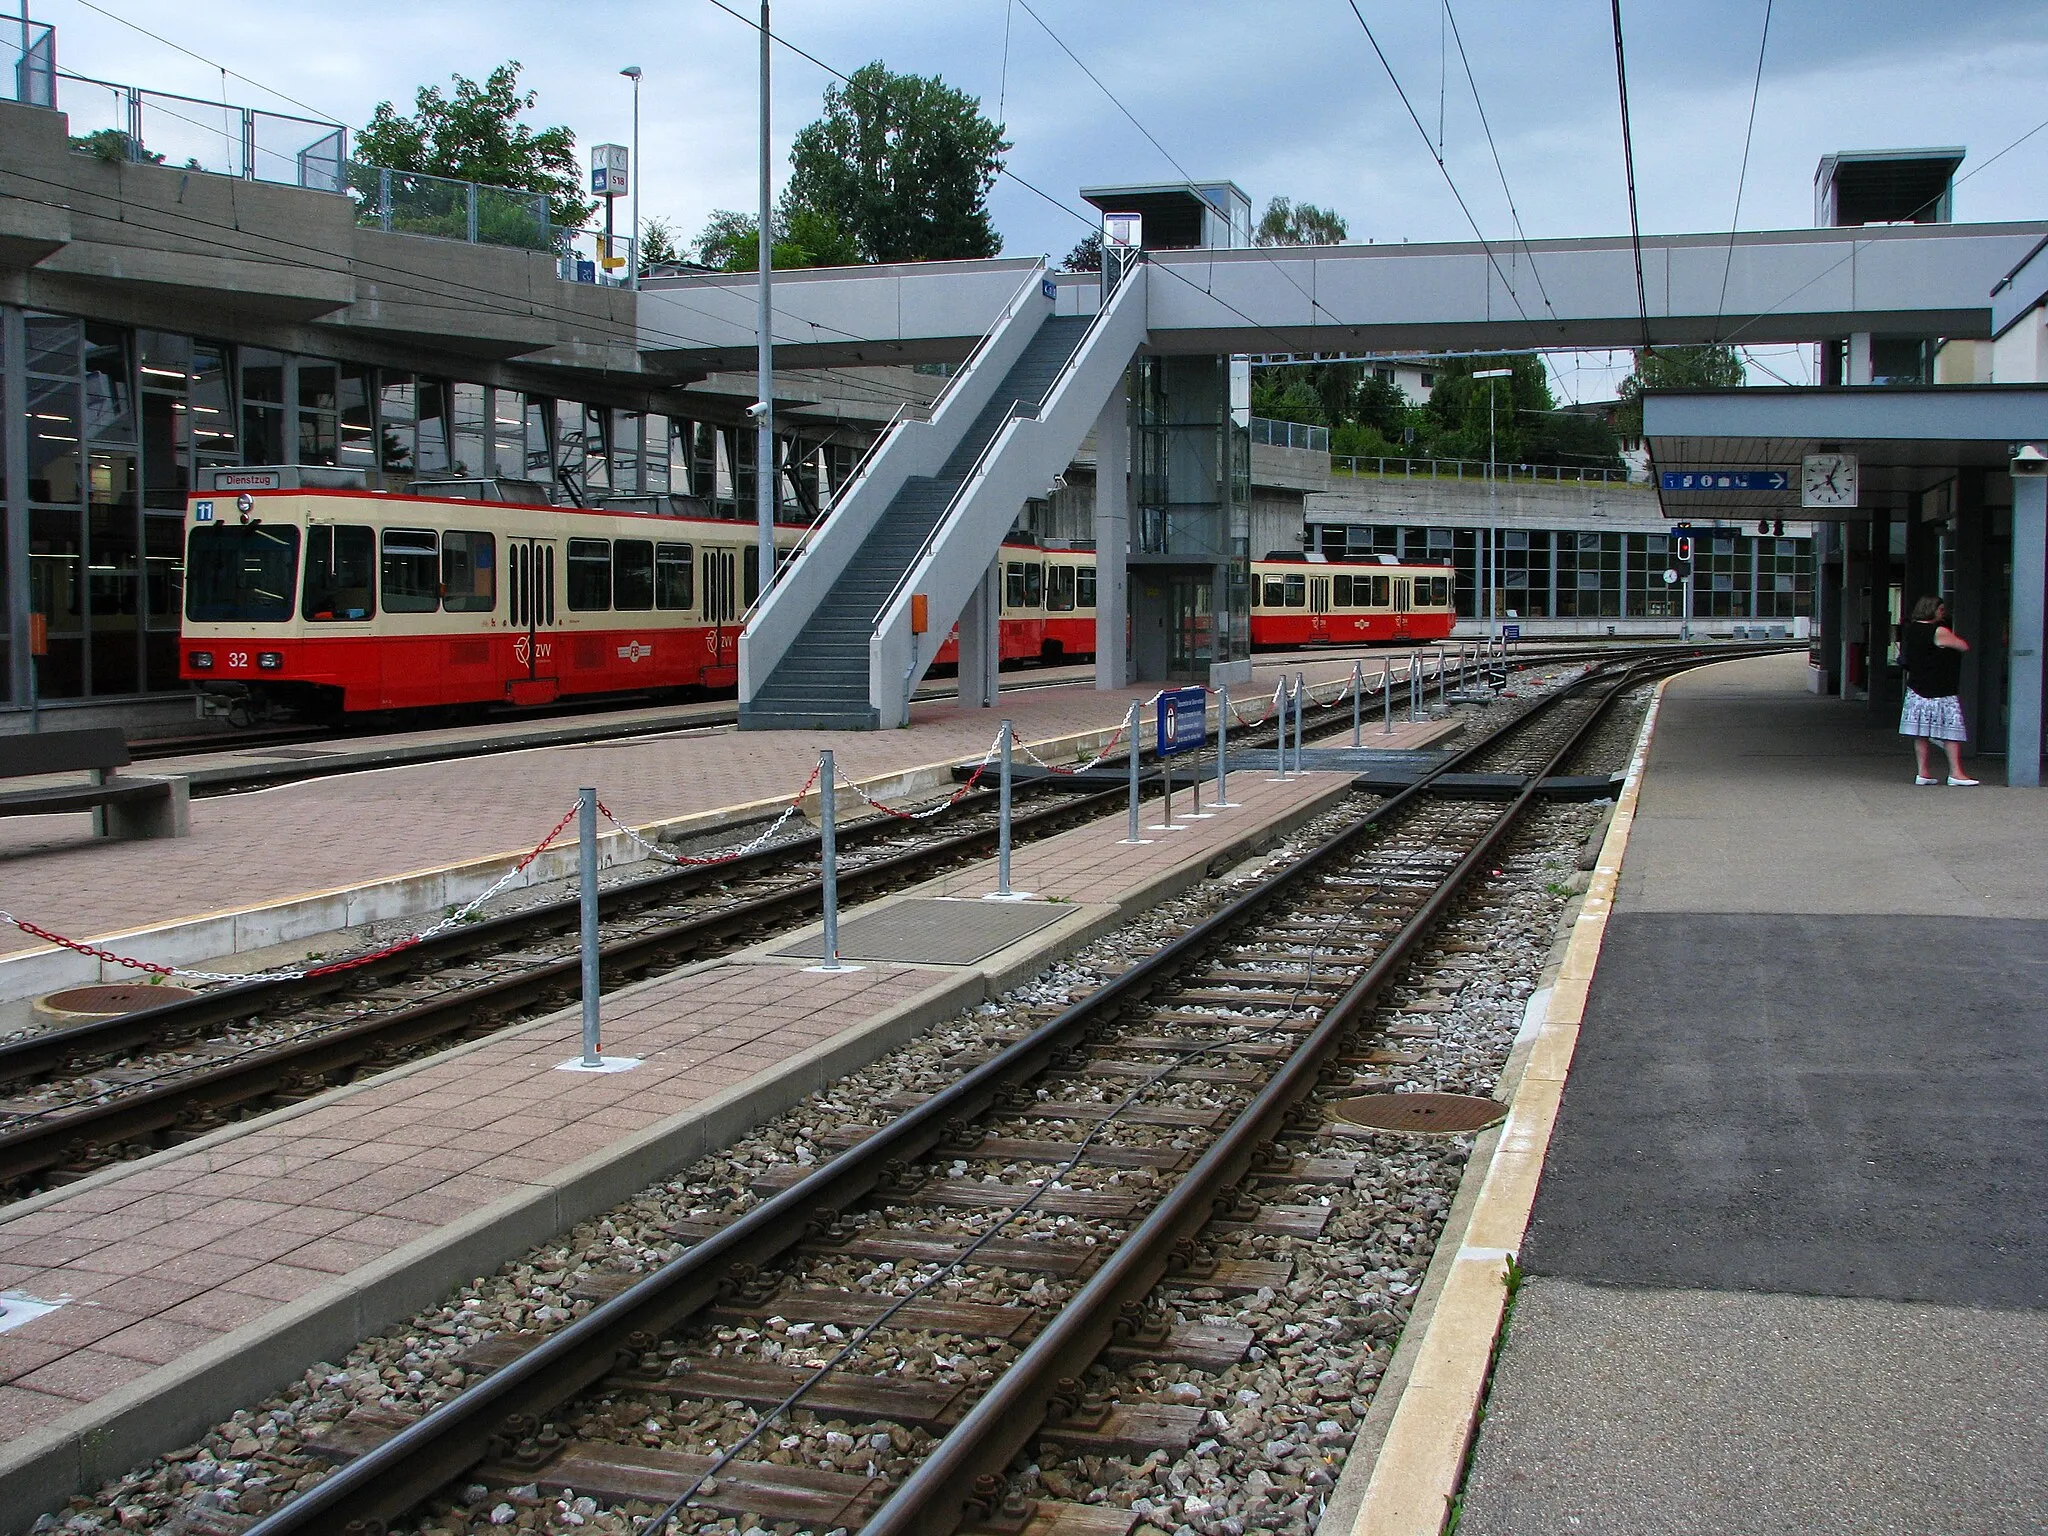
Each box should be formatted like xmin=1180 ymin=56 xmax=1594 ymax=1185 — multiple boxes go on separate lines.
xmin=1077 ymin=565 xmax=1096 ymax=610
xmin=1333 ymin=575 xmax=1351 ymax=606
xmin=614 ymin=539 xmax=655 ymax=611
xmin=302 ymin=524 xmax=376 ymax=621
xmin=655 ymin=542 xmax=694 ymax=610
xmin=1045 ymin=563 xmax=1076 ymax=612
xmin=381 ymin=528 xmax=439 ymax=613
xmin=1005 ymin=561 xmax=1043 ymax=611
xmin=441 ymin=530 xmax=496 ymax=614
xmin=1261 ymin=576 xmax=1285 ymax=608
xmin=1371 ymin=575 xmax=1391 ymax=607
xmin=1427 ymin=577 xmax=1451 ymax=606
xmin=568 ymin=538 xmax=611 ymax=610
xmin=1284 ymin=574 xmax=1306 ymax=608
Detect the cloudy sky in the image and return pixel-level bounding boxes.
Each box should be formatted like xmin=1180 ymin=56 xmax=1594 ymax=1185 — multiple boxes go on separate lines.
xmin=41 ymin=0 xmax=2048 ymax=398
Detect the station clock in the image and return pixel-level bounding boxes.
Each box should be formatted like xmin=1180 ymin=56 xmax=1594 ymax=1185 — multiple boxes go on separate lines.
xmin=1801 ymin=452 xmax=1858 ymax=509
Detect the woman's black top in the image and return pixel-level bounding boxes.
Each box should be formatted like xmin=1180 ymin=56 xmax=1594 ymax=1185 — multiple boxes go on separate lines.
xmin=1904 ymin=621 xmax=1961 ymax=699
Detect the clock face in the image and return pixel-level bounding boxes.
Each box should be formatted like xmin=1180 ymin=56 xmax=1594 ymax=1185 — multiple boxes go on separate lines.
xmin=1802 ymin=453 xmax=1858 ymax=509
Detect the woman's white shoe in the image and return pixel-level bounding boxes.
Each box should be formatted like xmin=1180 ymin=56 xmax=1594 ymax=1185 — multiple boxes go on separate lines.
xmin=1947 ymin=776 xmax=1981 ymax=787
xmin=1915 ymin=775 xmax=1939 ymax=785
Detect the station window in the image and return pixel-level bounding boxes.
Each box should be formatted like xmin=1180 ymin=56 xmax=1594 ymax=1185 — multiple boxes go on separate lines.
xmin=613 ymin=538 xmax=655 ymax=611
xmin=303 ymin=524 xmax=376 ymax=620
xmin=381 ymin=528 xmax=440 ymax=612
xmin=1284 ymin=573 xmax=1306 ymax=608
xmin=1077 ymin=565 xmax=1097 ymax=610
xmin=655 ymin=541 xmax=695 ymax=609
xmin=568 ymin=538 xmax=612 ymax=610
xmin=1045 ymin=563 xmax=1076 ymax=612
xmin=1005 ymin=561 xmax=1043 ymax=610
xmin=441 ymin=530 xmax=496 ymax=614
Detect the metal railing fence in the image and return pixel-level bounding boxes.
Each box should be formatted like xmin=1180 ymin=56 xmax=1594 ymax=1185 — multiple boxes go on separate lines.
xmin=1249 ymin=416 xmax=1330 ymax=452
xmin=1332 ymin=454 xmax=1635 ymax=485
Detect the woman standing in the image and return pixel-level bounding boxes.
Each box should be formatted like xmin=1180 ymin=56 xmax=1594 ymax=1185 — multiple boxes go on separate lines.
xmin=1900 ymin=596 xmax=1978 ymax=785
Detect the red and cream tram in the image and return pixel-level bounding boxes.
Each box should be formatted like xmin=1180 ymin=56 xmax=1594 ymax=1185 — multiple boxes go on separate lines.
xmin=1249 ymin=552 xmax=1456 ymax=647
xmin=179 ymin=472 xmax=1457 ymax=718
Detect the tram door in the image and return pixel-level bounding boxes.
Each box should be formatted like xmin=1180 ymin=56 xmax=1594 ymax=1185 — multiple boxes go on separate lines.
xmin=703 ymin=547 xmax=739 ymax=672
xmin=505 ymin=538 xmax=559 ymax=698
xmin=1392 ymin=576 xmax=1413 ymax=638
xmin=1309 ymin=575 xmax=1331 ymax=641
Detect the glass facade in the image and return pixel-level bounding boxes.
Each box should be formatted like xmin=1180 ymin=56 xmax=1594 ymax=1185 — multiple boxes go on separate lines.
xmin=3 ymin=302 xmax=847 ymax=705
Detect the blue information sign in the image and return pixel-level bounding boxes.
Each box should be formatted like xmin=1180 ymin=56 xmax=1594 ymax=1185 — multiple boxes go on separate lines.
xmin=1502 ymin=623 xmax=1521 ymax=641
xmin=1156 ymin=687 xmax=1206 ymax=757
xmin=1660 ymin=470 xmax=1789 ymax=492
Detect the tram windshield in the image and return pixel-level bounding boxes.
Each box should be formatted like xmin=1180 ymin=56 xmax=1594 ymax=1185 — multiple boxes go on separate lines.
xmin=184 ymin=524 xmax=299 ymax=622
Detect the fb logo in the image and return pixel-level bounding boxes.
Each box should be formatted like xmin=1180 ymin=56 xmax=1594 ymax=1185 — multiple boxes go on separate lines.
xmin=617 ymin=641 xmax=652 ymax=663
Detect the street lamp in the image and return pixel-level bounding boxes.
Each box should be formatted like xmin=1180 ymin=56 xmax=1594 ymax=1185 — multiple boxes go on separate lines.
xmin=619 ymin=65 xmax=642 ymax=291
xmin=1474 ymin=368 xmax=1513 ymax=641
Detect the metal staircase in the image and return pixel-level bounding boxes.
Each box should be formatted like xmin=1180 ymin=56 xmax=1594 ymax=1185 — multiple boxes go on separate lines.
xmin=740 ymin=311 xmax=1092 ymax=729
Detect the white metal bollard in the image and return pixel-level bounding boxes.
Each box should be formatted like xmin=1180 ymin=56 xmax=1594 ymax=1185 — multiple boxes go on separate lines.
xmin=1383 ymin=661 xmax=1394 ymax=734
xmin=995 ymin=718 xmax=1014 ymax=897
xmin=817 ymin=749 xmax=848 ymax=968
xmin=1123 ymin=698 xmax=1145 ymax=844
xmin=1294 ymin=672 xmax=1307 ymax=773
xmin=1351 ymin=659 xmax=1363 ymax=746
xmin=1215 ymin=684 xmax=1238 ymax=807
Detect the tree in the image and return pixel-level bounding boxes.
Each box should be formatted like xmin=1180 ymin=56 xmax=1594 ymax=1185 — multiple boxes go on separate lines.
xmin=1061 ymin=230 xmax=1103 ymax=273
xmin=689 ymin=206 xmax=862 ymax=273
xmin=1615 ymin=345 xmax=1744 ymax=436
xmin=639 ymin=217 xmax=682 ymax=273
xmin=71 ymin=129 xmax=162 ymax=164
xmin=783 ymin=62 xmax=1008 ymax=263
xmin=1255 ymin=196 xmax=1349 ymax=247
xmin=1249 ymin=376 xmax=1327 ymax=426
xmin=355 ymin=62 xmax=594 ymax=231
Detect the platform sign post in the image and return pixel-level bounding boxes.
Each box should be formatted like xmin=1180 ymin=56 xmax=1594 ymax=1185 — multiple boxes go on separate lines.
xmin=1123 ymin=699 xmax=1147 ymax=844
xmin=577 ymin=787 xmax=602 ymax=1067
xmin=1152 ymin=687 xmax=1202 ymax=831
xmin=817 ymin=749 xmax=848 ymax=967
xmin=1352 ymin=660 xmax=1363 ymax=746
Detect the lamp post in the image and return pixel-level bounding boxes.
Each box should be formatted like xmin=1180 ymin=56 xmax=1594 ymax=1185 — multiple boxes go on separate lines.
xmin=619 ymin=66 xmax=642 ymax=291
xmin=1474 ymin=367 xmax=1512 ymax=642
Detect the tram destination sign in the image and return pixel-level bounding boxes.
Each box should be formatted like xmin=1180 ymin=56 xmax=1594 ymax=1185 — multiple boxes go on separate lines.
xmin=1156 ymin=687 xmax=1207 ymax=757
xmin=1660 ymin=469 xmax=1790 ymax=492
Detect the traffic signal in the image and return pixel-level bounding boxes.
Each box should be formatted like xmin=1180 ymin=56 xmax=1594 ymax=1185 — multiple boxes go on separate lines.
xmin=1674 ymin=535 xmax=1694 ymax=569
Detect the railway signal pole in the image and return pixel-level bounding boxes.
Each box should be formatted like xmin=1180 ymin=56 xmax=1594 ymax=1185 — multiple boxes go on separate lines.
xmin=753 ymin=1 xmax=777 ymax=604
xmin=1475 ymin=368 xmax=1512 ymax=644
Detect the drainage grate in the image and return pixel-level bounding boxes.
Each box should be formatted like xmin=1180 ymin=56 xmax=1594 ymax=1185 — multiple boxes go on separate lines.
xmin=1328 ymin=1092 xmax=1507 ymax=1134
xmin=775 ymin=898 xmax=1070 ymax=966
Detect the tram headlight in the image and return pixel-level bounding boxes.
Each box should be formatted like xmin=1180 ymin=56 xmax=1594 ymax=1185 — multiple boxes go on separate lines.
xmin=188 ymin=650 xmax=214 ymax=670
xmin=258 ymin=652 xmax=284 ymax=670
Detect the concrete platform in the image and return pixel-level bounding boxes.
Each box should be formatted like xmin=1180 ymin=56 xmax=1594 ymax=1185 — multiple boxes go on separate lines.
xmin=1449 ymin=653 xmax=2048 ymax=1534
xmin=0 ymin=654 xmax=1456 ymax=1003
xmin=0 ymin=767 xmax=1358 ymax=1532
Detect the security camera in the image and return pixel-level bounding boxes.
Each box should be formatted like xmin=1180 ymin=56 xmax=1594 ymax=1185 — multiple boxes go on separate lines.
xmin=745 ymin=401 xmax=771 ymax=422
xmin=2012 ymin=443 xmax=2048 ymax=477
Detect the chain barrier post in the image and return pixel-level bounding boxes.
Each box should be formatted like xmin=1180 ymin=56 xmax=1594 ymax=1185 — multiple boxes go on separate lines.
xmin=577 ymin=787 xmax=603 ymax=1067
xmin=1352 ymin=659 xmax=1363 ymax=747
xmin=1383 ymin=661 xmax=1393 ymax=734
xmin=1214 ymin=684 xmax=1237 ymax=807
xmin=995 ymin=719 xmax=1015 ymax=897
xmin=1410 ymin=650 xmax=1422 ymax=722
xmin=1123 ymin=699 xmax=1145 ymax=844
xmin=817 ymin=749 xmax=848 ymax=968
xmin=1294 ymin=671 xmax=1306 ymax=773
xmin=1188 ymin=713 xmax=1206 ymax=817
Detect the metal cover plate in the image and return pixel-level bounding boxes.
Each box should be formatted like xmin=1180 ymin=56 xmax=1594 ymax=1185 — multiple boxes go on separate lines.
xmin=39 ymin=983 xmax=199 ymax=1017
xmin=774 ymin=897 xmax=1070 ymax=966
xmin=1328 ymin=1092 xmax=1507 ymax=1134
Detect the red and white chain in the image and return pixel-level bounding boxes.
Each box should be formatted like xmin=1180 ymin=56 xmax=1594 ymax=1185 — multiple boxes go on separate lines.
xmin=599 ymin=760 xmax=823 ymax=867
xmin=837 ymin=729 xmax=1005 ymax=818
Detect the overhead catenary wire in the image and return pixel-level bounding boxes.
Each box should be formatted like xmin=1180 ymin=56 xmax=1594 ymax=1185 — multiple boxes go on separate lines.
xmin=1713 ymin=0 xmax=1774 ymax=337
xmin=1608 ymin=0 xmax=1654 ymax=354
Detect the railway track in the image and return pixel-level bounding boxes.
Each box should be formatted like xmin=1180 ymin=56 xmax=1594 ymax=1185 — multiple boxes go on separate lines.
xmin=226 ymin=650 xmax=1689 ymax=1536
xmin=0 ymin=664 xmax=1442 ymax=1197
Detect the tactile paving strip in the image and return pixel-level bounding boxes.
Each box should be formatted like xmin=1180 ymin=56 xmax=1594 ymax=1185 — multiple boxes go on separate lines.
xmin=774 ymin=897 xmax=1069 ymax=966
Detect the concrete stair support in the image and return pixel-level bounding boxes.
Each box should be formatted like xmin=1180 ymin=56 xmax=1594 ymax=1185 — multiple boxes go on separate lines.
xmin=868 ymin=266 xmax=1150 ymax=727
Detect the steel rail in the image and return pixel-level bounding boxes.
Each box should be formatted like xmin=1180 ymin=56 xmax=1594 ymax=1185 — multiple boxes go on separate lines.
xmin=238 ymin=654 xmax=1652 ymax=1536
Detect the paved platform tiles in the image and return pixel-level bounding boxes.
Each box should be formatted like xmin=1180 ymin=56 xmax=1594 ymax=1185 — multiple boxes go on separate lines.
xmin=0 ymin=654 xmax=1443 ymax=992
xmin=1453 ymin=653 xmax=2048 ymax=1535
xmin=0 ymin=766 xmax=1357 ymax=1528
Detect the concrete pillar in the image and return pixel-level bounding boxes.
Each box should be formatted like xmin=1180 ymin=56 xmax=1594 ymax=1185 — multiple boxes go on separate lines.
xmin=955 ymin=557 xmax=1001 ymax=709
xmin=2009 ymin=471 xmax=2046 ymax=787
xmin=1954 ymin=471 xmax=1988 ymax=749
xmin=1847 ymin=332 xmax=1874 ymax=386
xmin=1093 ymin=371 xmax=1131 ymax=689
xmin=3 ymin=306 xmax=28 ymax=708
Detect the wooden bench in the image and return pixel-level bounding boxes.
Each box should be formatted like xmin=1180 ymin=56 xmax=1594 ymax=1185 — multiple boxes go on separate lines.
xmin=0 ymin=727 xmax=189 ymax=839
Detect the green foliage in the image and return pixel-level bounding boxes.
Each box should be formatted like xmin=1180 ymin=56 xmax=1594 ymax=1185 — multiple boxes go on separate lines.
xmin=1062 ymin=230 xmax=1103 ymax=273
xmin=70 ymin=129 xmax=162 ymax=164
xmin=638 ymin=217 xmax=682 ymax=272
xmin=1249 ymin=376 xmax=1327 ymax=426
xmin=1615 ymin=344 xmax=1745 ymax=435
xmin=1255 ymin=195 xmax=1349 ymax=247
xmin=690 ymin=205 xmax=862 ymax=273
xmin=784 ymin=62 xmax=1008 ymax=263
xmin=355 ymin=62 xmax=594 ymax=230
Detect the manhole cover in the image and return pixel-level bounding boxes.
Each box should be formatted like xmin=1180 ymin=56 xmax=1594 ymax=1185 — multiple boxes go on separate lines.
xmin=35 ymin=983 xmax=198 ymax=1020
xmin=1328 ymin=1092 xmax=1506 ymax=1134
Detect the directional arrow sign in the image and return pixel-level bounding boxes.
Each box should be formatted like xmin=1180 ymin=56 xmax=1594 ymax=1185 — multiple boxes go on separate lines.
xmin=1659 ymin=470 xmax=1791 ymax=492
